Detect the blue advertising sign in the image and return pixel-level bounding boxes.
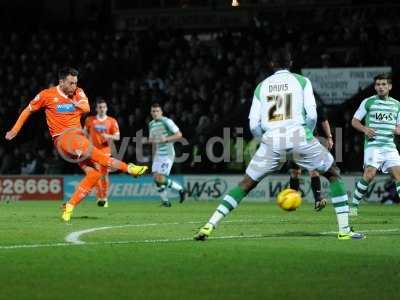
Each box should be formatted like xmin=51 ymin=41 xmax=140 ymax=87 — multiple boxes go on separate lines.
xmin=63 ymin=175 xmax=183 ymax=201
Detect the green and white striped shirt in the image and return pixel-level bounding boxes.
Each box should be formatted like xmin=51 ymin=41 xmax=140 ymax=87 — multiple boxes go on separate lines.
xmin=149 ymin=116 xmax=180 ymax=157
xmin=353 ymin=95 xmax=400 ymax=149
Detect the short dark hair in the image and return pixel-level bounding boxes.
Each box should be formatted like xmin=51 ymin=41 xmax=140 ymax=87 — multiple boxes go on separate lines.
xmin=96 ymin=98 xmax=107 ymax=106
xmin=374 ymin=73 xmax=392 ymax=84
xmin=271 ymin=49 xmax=292 ymax=69
xmin=151 ymin=103 xmax=162 ymax=109
xmin=58 ymin=67 xmax=79 ymax=80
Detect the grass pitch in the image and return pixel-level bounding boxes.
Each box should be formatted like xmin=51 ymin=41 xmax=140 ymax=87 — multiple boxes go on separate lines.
xmin=0 ymin=200 xmax=400 ymax=300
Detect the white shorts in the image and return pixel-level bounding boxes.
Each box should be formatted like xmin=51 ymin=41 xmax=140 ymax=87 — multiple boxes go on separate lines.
xmin=364 ymin=147 xmax=400 ymax=173
xmin=152 ymin=156 xmax=174 ymax=176
xmin=246 ymin=139 xmax=334 ymax=181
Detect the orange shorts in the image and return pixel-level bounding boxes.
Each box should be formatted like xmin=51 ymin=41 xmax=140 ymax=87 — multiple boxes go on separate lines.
xmin=54 ymin=130 xmax=90 ymax=159
xmin=54 ymin=130 xmax=109 ymax=174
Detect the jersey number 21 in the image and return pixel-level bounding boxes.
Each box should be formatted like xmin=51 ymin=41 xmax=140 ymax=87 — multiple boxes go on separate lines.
xmin=267 ymin=93 xmax=292 ymax=122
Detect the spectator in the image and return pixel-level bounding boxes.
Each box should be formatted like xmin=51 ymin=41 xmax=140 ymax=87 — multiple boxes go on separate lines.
xmin=44 ymin=149 xmax=64 ymax=174
xmin=2 ymin=5 xmax=400 ymax=174
xmin=0 ymin=146 xmax=14 ymax=174
xmin=20 ymin=152 xmax=37 ymax=175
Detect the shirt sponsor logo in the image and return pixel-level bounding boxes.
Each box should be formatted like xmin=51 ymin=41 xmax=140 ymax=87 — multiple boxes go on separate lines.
xmin=56 ymin=103 xmax=75 ymax=113
xmin=94 ymin=124 xmax=107 ymax=132
xmin=375 ymin=112 xmax=395 ymax=121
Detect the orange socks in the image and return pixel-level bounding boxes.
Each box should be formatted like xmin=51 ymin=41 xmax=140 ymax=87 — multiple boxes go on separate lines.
xmin=68 ymin=169 xmax=102 ymax=206
xmin=109 ymin=158 xmax=128 ymax=173
xmin=90 ymin=147 xmax=128 ymax=173
xmin=95 ymin=175 xmax=109 ymax=199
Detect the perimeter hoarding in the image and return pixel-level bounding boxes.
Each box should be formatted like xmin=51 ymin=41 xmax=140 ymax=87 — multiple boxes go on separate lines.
xmin=0 ymin=176 xmax=63 ymax=201
xmin=61 ymin=175 xmax=393 ymax=203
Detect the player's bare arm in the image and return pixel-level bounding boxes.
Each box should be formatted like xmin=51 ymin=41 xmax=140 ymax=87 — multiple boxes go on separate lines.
xmin=321 ymin=120 xmax=334 ymax=149
xmin=101 ymin=132 xmax=120 ymax=141
xmin=351 ymin=118 xmax=375 ymax=138
xmin=159 ymin=131 xmax=182 ymax=143
xmin=145 ymin=131 xmax=182 ymax=144
xmin=395 ymin=125 xmax=400 ymax=135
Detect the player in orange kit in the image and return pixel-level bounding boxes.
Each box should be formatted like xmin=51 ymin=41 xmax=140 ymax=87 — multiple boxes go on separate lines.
xmin=5 ymin=67 xmax=148 ymax=221
xmin=84 ymin=99 xmax=119 ymax=208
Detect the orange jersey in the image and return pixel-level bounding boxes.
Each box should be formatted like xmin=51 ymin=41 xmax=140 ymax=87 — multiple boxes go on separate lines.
xmin=28 ymin=86 xmax=89 ymax=137
xmin=84 ymin=115 xmax=120 ymax=149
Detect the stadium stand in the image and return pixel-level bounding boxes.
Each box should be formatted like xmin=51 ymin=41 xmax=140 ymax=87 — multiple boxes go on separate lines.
xmin=1 ymin=3 xmax=400 ymax=174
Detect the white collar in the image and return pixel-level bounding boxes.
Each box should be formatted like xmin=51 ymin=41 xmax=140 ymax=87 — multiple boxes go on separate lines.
xmin=96 ymin=115 xmax=107 ymax=121
xmin=56 ymin=85 xmax=69 ymax=99
xmin=275 ymin=69 xmax=290 ymax=74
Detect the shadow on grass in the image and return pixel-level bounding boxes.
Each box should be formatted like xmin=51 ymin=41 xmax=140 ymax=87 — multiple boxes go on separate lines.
xmin=72 ymin=216 xmax=100 ymax=220
xmin=210 ymin=230 xmax=400 ymax=242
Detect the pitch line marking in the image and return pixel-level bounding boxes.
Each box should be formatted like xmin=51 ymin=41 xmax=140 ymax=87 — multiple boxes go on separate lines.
xmin=64 ymin=218 xmax=287 ymax=245
xmin=65 ymin=225 xmax=400 ymax=245
xmin=1 ymin=227 xmax=400 ymax=250
xmin=319 ymin=228 xmax=400 ymax=234
xmin=0 ymin=234 xmax=266 ymax=250
xmin=65 ymin=220 xmax=246 ymax=244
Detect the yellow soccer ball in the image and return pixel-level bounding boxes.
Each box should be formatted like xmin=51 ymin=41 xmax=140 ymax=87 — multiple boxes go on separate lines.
xmin=277 ymin=188 xmax=302 ymax=211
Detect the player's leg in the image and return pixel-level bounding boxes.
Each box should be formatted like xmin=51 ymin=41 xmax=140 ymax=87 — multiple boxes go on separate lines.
xmin=95 ymin=164 xmax=110 ymax=207
xmin=90 ymin=144 xmax=148 ymax=176
xmin=320 ymin=165 xmax=356 ymax=239
xmin=289 ymin=164 xmax=301 ymax=191
xmin=309 ymin=170 xmax=327 ymax=211
xmin=294 ymin=140 xmax=364 ymax=239
xmin=153 ymin=172 xmax=171 ymax=207
xmin=56 ymin=132 xmax=147 ymax=177
xmin=166 ymin=176 xmax=186 ymax=203
xmin=389 ymin=166 xmax=400 ymax=197
xmin=152 ymin=156 xmax=186 ymax=206
xmin=383 ymin=150 xmax=400 ymax=200
xmin=350 ymin=166 xmax=377 ymax=216
xmin=288 ymin=163 xmax=326 ymax=211
xmin=62 ymin=163 xmax=103 ymax=221
xmin=195 ymin=143 xmax=281 ymax=241
xmin=350 ymin=147 xmax=381 ymax=216
xmin=94 ymin=151 xmax=111 ymax=208
xmin=194 ymin=174 xmax=258 ymax=240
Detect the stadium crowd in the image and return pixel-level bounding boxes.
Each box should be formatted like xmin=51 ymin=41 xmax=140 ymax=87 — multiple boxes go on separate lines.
xmin=1 ymin=4 xmax=399 ymax=174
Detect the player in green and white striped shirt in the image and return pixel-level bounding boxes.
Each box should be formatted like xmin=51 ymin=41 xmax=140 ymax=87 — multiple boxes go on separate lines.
xmin=351 ymin=73 xmax=400 ymax=216
xmin=146 ymin=103 xmax=186 ymax=207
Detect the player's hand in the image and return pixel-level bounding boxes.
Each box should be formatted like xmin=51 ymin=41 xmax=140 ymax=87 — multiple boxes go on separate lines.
xmin=363 ymin=127 xmax=375 ymax=138
xmin=326 ymin=137 xmax=334 ymax=150
xmin=101 ymin=133 xmax=112 ymax=140
xmin=159 ymin=136 xmax=167 ymax=143
xmin=5 ymin=131 xmax=17 ymax=140
xmin=395 ymin=126 xmax=400 ymax=135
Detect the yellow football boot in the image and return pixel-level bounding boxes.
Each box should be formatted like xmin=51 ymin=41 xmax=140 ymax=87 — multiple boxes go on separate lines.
xmin=128 ymin=163 xmax=148 ymax=177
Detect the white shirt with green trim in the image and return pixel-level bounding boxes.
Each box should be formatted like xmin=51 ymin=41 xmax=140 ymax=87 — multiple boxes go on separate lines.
xmin=149 ymin=116 xmax=180 ymax=157
xmin=249 ymin=69 xmax=317 ymax=147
